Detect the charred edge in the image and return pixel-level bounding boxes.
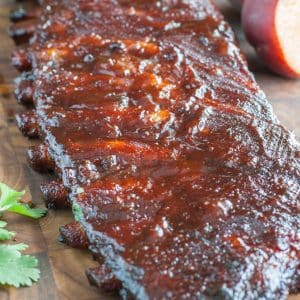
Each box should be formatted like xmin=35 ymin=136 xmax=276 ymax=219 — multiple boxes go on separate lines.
xmin=40 ymin=180 xmax=70 ymax=209
xmin=8 ymin=21 xmax=36 ymax=45
xmin=119 ymin=288 xmax=134 ymax=300
xmin=27 ymin=143 xmax=55 ymax=172
xmin=14 ymin=72 xmax=34 ymax=105
xmin=87 ymin=242 xmax=103 ymax=261
xmin=10 ymin=7 xmax=41 ymax=22
xmin=92 ymin=252 xmax=102 ymax=261
xmin=289 ymin=268 xmax=300 ymax=294
xmin=11 ymin=48 xmax=32 ymax=72
xmin=15 ymin=110 xmax=39 ymax=138
xmin=59 ymin=221 xmax=89 ymax=249
xmin=54 ymin=165 xmax=63 ymax=177
xmin=86 ymin=265 xmax=122 ymax=294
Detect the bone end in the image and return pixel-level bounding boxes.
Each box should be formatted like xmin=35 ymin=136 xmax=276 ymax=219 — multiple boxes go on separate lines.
xmin=15 ymin=110 xmax=39 ymax=138
xmin=40 ymin=180 xmax=70 ymax=209
xmin=10 ymin=7 xmax=40 ymax=23
xmin=59 ymin=221 xmax=89 ymax=249
xmin=14 ymin=72 xmax=34 ymax=105
xmin=86 ymin=265 xmax=122 ymax=293
xmin=27 ymin=144 xmax=55 ymax=172
xmin=11 ymin=49 xmax=32 ymax=72
xmin=8 ymin=21 xmax=36 ymax=45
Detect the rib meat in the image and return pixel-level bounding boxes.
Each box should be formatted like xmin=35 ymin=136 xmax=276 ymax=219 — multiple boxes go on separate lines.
xmin=10 ymin=0 xmax=300 ymax=299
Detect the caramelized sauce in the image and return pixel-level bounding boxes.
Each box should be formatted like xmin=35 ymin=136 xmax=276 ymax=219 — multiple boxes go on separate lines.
xmin=16 ymin=0 xmax=300 ymax=298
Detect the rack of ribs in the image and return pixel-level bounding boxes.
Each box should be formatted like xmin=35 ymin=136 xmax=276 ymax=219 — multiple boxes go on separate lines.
xmin=10 ymin=0 xmax=300 ymax=298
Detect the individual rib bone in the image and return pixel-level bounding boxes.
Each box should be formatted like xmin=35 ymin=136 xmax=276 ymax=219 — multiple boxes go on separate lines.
xmin=86 ymin=265 xmax=122 ymax=293
xmin=11 ymin=48 xmax=32 ymax=71
xmin=40 ymin=180 xmax=70 ymax=209
xmin=15 ymin=110 xmax=39 ymax=138
xmin=59 ymin=221 xmax=89 ymax=249
xmin=14 ymin=72 xmax=34 ymax=105
xmin=10 ymin=7 xmax=41 ymax=23
xmin=8 ymin=19 xmax=37 ymax=45
xmin=27 ymin=143 xmax=55 ymax=172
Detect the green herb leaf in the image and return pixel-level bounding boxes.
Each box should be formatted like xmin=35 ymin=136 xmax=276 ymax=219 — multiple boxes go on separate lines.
xmin=0 ymin=243 xmax=40 ymax=287
xmin=0 ymin=183 xmax=45 ymax=288
xmin=0 ymin=183 xmax=24 ymax=206
xmin=0 ymin=221 xmax=15 ymax=241
xmin=72 ymin=201 xmax=84 ymax=222
xmin=0 ymin=183 xmax=47 ymax=219
xmin=7 ymin=204 xmax=47 ymax=219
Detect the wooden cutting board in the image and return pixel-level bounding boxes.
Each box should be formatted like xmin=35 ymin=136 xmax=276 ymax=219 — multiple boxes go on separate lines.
xmin=0 ymin=0 xmax=299 ymax=299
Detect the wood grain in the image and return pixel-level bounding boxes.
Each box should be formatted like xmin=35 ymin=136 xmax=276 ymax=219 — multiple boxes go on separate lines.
xmin=0 ymin=0 xmax=299 ymax=299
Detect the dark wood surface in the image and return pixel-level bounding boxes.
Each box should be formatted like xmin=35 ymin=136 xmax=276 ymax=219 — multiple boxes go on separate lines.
xmin=0 ymin=0 xmax=299 ymax=299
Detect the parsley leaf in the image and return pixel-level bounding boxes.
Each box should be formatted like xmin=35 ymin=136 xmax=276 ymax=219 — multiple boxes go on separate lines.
xmin=0 ymin=244 xmax=40 ymax=287
xmin=0 ymin=221 xmax=15 ymax=241
xmin=0 ymin=183 xmax=46 ymax=219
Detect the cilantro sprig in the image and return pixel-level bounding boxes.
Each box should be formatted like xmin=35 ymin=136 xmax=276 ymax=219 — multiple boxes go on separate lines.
xmin=0 ymin=243 xmax=40 ymax=287
xmin=0 ymin=183 xmax=47 ymax=288
xmin=0 ymin=183 xmax=46 ymax=219
xmin=0 ymin=221 xmax=15 ymax=241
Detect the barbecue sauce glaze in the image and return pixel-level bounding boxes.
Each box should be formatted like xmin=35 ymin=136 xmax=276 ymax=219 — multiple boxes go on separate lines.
xmin=12 ymin=0 xmax=300 ymax=299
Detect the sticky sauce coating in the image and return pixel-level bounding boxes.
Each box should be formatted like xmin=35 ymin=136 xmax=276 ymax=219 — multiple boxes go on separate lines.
xmin=13 ymin=0 xmax=300 ymax=299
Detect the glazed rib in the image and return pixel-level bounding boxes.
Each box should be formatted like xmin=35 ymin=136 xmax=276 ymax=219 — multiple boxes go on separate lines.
xmin=10 ymin=0 xmax=300 ymax=299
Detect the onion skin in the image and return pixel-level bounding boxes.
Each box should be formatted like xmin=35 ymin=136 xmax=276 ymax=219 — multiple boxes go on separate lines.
xmin=242 ymin=0 xmax=300 ymax=78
